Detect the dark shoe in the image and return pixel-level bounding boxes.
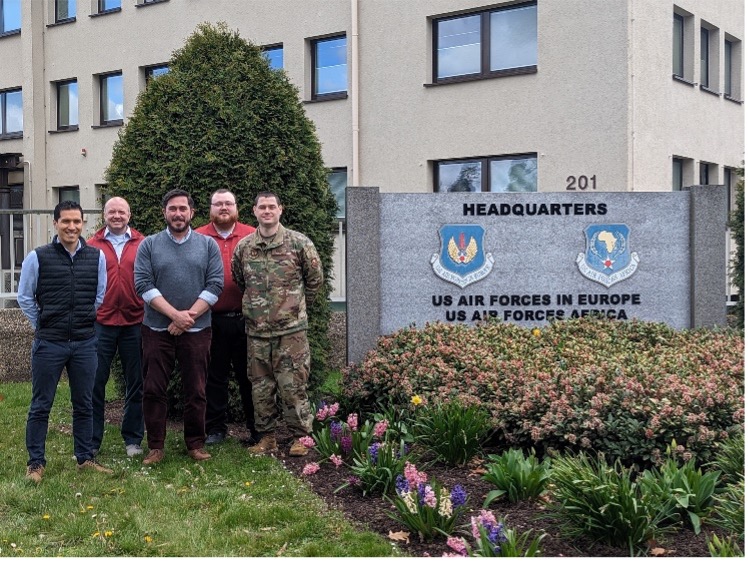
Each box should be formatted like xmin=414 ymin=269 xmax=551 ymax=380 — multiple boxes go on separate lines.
xmin=247 ymin=434 xmax=277 ymax=455
xmin=77 ymin=459 xmax=114 ymax=474
xmin=143 ymin=449 xmax=164 ymax=465
xmin=205 ymin=432 xmax=226 ymax=446
xmin=187 ymin=448 xmax=211 ymax=461
xmin=26 ymin=463 xmax=44 ymax=483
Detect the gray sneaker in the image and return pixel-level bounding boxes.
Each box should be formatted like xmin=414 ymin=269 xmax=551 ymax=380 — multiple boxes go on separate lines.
xmin=126 ymin=444 xmax=144 ymax=457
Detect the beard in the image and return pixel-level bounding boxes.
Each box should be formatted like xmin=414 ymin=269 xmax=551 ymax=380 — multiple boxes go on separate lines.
xmin=211 ymin=210 xmax=238 ymax=229
xmin=167 ymin=216 xmax=191 ymax=233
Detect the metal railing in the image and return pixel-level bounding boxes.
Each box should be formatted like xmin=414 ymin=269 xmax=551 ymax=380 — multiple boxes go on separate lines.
xmin=0 ymin=209 xmax=103 ymax=307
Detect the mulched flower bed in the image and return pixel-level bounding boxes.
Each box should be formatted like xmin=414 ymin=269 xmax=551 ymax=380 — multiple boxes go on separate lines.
xmin=105 ymin=402 xmax=735 ymax=557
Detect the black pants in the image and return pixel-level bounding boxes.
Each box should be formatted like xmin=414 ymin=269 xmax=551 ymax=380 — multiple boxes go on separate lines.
xmin=205 ymin=314 xmax=255 ymax=434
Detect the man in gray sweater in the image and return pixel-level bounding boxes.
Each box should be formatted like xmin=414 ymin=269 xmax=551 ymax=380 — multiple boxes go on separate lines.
xmin=134 ymin=189 xmax=223 ymax=464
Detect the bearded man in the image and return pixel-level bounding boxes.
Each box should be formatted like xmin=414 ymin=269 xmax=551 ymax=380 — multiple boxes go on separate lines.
xmin=195 ymin=189 xmax=258 ymax=446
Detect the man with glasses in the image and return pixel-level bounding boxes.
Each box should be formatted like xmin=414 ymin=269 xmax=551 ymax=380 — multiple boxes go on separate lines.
xmin=195 ymin=189 xmax=258 ymax=446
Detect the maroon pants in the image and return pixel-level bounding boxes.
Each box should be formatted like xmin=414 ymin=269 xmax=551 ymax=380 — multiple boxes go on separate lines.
xmin=141 ymin=326 xmax=212 ymax=450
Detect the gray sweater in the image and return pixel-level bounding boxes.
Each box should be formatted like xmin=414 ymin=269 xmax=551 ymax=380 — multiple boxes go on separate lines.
xmin=134 ymin=229 xmax=223 ymax=330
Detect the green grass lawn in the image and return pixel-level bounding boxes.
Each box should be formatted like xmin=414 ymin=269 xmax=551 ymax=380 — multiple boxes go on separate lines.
xmin=0 ymin=381 xmax=397 ymax=557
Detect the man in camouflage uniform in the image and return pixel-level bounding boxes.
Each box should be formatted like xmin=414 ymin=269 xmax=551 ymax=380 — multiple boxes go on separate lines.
xmin=231 ymin=191 xmax=323 ymax=456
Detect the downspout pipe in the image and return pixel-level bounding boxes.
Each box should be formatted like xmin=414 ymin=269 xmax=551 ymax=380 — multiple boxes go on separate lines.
xmin=351 ymin=0 xmax=360 ymax=186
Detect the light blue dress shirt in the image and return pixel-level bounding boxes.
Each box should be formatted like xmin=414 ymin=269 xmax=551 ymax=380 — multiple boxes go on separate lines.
xmin=17 ymin=239 xmax=108 ymax=330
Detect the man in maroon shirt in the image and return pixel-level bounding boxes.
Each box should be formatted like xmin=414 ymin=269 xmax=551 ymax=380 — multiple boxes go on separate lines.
xmin=195 ymin=189 xmax=257 ymax=445
xmin=87 ymin=196 xmax=145 ymax=457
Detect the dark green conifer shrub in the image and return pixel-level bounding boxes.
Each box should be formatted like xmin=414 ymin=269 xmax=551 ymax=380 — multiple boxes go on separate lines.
xmin=105 ymin=23 xmax=337 ymax=406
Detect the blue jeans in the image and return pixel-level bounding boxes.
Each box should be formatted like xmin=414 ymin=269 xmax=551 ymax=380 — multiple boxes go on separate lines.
xmin=26 ymin=335 xmax=98 ymax=466
xmin=92 ymin=323 xmax=144 ymax=450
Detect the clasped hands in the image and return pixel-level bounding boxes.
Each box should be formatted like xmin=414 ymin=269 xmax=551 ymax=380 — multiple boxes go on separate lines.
xmin=168 ymin=309 xmax=199 ymax=336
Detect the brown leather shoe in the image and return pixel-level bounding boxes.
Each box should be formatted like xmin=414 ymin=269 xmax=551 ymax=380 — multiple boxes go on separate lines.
xmin=289 ymin=438 xmax=310 ymax=457
xmin=77 ymin=459 xmax=114 ymax=474
xmin=26 ymin=464 xmax=44 ymax=483
xmin=187 ymin=448 xmax=211 ymax=461
xmin=142 ymin=449 xmax=165 ymax=465
xmin=247 ymin=434 xmax=277 ymax=455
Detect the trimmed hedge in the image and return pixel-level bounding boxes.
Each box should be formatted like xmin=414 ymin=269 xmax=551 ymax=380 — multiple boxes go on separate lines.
xmin=104 ymin=23 xmax=337 ymax=389
xmin=343 ymin=318 xmax=744 ymax=466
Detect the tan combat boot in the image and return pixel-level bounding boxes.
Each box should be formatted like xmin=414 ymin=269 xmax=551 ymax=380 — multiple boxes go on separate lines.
xmin=247 ymin=434 xmax=277 ymax=455
xmin=289 ymin=438 xmax=310 ymax=457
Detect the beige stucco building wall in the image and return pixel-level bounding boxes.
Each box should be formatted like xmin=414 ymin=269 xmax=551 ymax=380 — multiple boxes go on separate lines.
xmin=0 ymin=0 xmax=743 ymax=300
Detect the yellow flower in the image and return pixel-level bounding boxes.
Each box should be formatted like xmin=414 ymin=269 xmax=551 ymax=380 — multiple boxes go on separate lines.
xmin=144 ymin=535 xmax=153 ymax=543
xmin=92 ymin=531 xmax=100 ymax=538
xmin=86 ymin=505 xmax=94 ymax=510
xmin=410 ymin=395 xmax=423 ymax=406
xmin=244 ymin=481 xmax=252 ymax=487
xmin=532 ymin=328 xmax=541 ymax=337
xmin=42 ymin=514 xmax=50 ymax=520
xmin=104 ymin=531 xmax=113 ymax=537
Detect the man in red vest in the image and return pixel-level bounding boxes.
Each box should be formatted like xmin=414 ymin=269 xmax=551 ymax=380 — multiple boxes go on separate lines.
xmin=196 ymin=189 xmax=257 ymax=445
xmin=88 ymin=196 xmax=145 ymax=457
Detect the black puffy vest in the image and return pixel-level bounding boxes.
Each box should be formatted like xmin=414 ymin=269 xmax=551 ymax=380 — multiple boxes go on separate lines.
xmin=35 ymin=238 xmax=100 ymax=341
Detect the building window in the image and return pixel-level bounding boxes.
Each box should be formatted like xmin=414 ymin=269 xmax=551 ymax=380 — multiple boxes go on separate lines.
xmin=144 ymin=64 xmax=169 ymax=84
xmin=55 ymin=80 xmax=78 ymax=130
xmin=433 ymin=3 xmax=537 ymax=83
xmin=327 ymin=168 xmax=347 ymax=219
xmin=312 ymin=35 xmax=347 ymax=99
xmin=673 ymin=13 xmax=685 ymax=77
xmin=724 ymin=37 xmax=742 ymax=100
xmin=98 ymin=0 xmax=121 ymax=13
xmin=262 ymin=44 xmax=283 ymax=70
xmin=0 ymin=88 xmax=22 ymax=137
xmin=699 ymin=161 xmax=715 ymax=185
xmin=99 ymin=72 xmax=123 ymax=125
xmin=1 ymin=0 xmax=20 ymax=34
xmin=700 ymin=27 xmax=710 ymax=87
xmin=57 ymin=186 xmax=80 ymax=204
xmin=55 ymin=0 xmax=75 ymax=23
xmin=672 ymin=158 xmax=684 ymax=191
xmin=724 ymin=167 xmax=736 ymax=213
xmin=435 ymin=154 xmax=537 ymax=192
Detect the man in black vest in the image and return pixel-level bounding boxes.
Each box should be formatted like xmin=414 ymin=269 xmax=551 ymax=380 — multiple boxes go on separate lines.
xmin=17 ymin=201 xmax=113 ymax=482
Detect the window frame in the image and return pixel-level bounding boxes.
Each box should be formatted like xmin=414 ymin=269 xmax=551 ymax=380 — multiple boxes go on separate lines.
xmin=672 ymin=158 xmax=684 ymax=191
xmin=327 ymin=167 xmax=347 ymax=220
xmin=0 ymin=0 xmax=21 ymax=35
xmin=431 ymin=2 xmax=538 ymax=85
xmin=55 ymin=79 xmax=78 ymax=131
xmin=700 ymin=26 xmax=710 ymax=88
xmin=673 ymin=13 xmax=685 ymax=78
xmin=144 ymin=64 xmax=169 ymax=84
xmin=311 ymin=34 xmax=348 ymax=101
xmin=54 ymin=0 xmax=76 ymax=24
xmin=57 ymin=185 xmax=80 ymax=204
xmin=434 ymin=153 xmax=538 ymax=193
xmin=262 ymin=43 xmax=284 ymax=71
xmin=0 ymin=87 xmax=23 ymax=138
xmin=98 ymin=71 xmax=123 ymax=126
xmin=96 ymin=0 xmax=121 ymax=15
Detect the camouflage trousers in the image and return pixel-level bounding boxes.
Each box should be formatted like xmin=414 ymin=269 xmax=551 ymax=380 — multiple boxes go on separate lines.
xmin=247 ymin=330 xmax=313 ymax=437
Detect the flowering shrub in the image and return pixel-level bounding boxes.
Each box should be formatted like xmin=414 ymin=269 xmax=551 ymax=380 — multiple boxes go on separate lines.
xmin=387 ymin=462 xmax=468 ymax=540
xmin=343 ymin=318 xmax=744 ymax=465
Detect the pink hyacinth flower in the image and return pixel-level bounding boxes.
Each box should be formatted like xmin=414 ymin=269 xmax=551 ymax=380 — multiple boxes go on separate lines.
xmin=329 ymin=402 xmax=340 ymax=416
xmin=330 ymin=454 xmax=343 ymax=468
xmin=373 ymin=419 xmax=388 ymax=439
xmin=446 ymin=536 xmax=468 ymax=556
xmin=299 ymin=436 xmax=315 ymax=448
xmin=302 ymin=462 xmax=320 ymax=476
xmin=346 ymin=413 xmax=358 ymax=432
xmin=404 ymin=461 xmax=428 ymax=488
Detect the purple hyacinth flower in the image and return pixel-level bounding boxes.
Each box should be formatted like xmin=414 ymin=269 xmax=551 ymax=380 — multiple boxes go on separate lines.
xmin=340 ymin=435 xmax=352 ymax=454
xmin=368 ymin=442 xmax=381 ymax=463
xmin=450 ymin=484 xmax=467 ymax=508
xmin=395 ymin=474 xmax=409 ymax=495
xmin=330 ymin=421 xmax=343 ymax=441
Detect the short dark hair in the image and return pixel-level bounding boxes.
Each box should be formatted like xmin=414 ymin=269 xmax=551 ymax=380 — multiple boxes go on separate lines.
xmin=254 ymin=191 xmax=282 ymax=207
xmin=162 ymin=189 xmax=195 ymax=209
xmin=54 ymin=200 xmax=83 ymax=221
xmin=210 ymin=188 xmax=235 ymax=201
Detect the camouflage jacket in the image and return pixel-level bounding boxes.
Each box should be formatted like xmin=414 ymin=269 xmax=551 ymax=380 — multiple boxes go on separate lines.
xmin=231 ymin=224 xmax=323 ymax=337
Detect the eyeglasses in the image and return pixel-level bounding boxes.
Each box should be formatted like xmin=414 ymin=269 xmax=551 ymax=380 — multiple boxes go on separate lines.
xmin=211 ymin=201 xmax=236 ymax=208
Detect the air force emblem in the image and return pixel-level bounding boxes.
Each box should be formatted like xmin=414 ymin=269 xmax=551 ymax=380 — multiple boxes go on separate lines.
xmin=576 ymin=224 xmax=640 ymax=288
xmin=431 ymin=225 xmax=494 ymax=288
